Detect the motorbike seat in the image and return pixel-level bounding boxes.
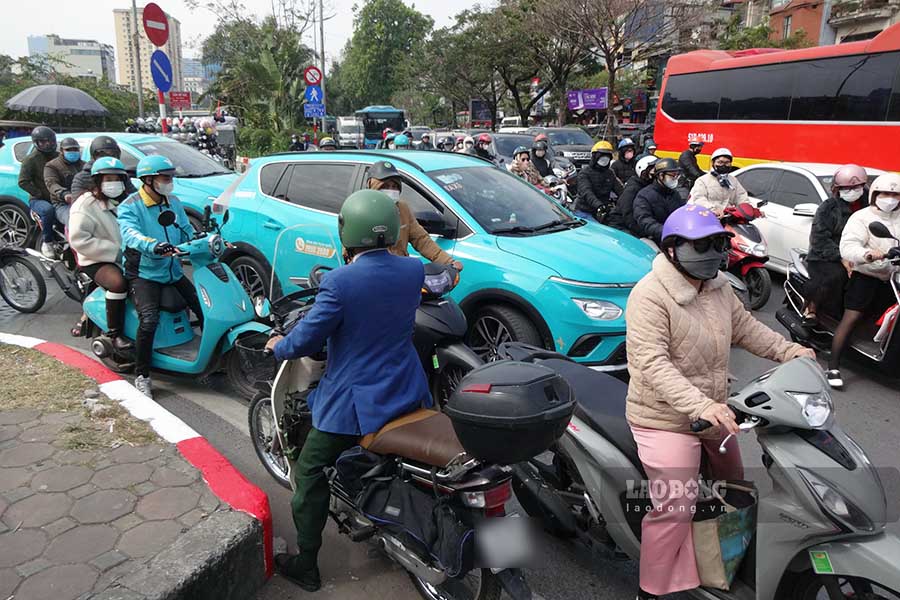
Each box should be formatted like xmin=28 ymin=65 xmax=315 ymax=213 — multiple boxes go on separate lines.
xmin=159 ymin=286 xmax=188 ymax=313
xmin=536 ymin=358 xmax=644 ymax=476
xmin=360 ymin=408 xmax=468 ymax=468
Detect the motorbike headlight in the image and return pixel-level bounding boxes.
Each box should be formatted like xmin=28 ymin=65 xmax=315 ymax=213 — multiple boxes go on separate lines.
xmin=572 ymin=298 xmax=623 ymax=320
xmin=553 ymin=167 xmax=566 ymax=178
xmin=786 ymin=390 xmax=833 ymax=429
xmin=799 ymin=469 xmax=876 ymax=532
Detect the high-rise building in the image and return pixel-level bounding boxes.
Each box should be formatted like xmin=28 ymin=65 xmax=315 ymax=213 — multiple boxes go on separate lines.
xmin=27 ymin=35 xmax=116 ymax=81
xmin=113 ymin=6 xmax=183 ymax=93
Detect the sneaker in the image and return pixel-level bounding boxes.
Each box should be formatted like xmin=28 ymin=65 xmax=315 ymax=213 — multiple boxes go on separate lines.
xmin=40 ymin=242 xmax=56 ymax=259
xmin=134 ymin=374 xmax=153 ymax=398
xmin=826 ymin=369 xmax=843 ymax=389
xmin=275 ymin=553 xmax=321 ymax=592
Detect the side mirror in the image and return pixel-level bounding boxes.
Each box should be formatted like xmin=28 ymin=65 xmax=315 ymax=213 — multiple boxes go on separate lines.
xmin=254 ymin=296 xmax=272 ymax=319
xmin=223 ymin=210 xmax=230 ymax=225
xmin=756 ymin=199 xmax=769 ymax=208
xmin=157 ymin=210 xmax=177 ymax=226
xmin=416 ymin=211 xmax=452 ymax=237
xmin=792 ymin=203 xmax=817 ymax=218
xmin=868 ymin=221 xmax=894 ymax=239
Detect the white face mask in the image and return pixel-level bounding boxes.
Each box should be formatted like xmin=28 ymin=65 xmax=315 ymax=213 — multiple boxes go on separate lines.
xmin=101 ymin=181 xmax=125 ymax=198
xmin=154 ymin=180 xmax=174 ymax=195
xmin=382 ymin=189 xmax=400 ymax=201
xmin=875 ymin=195 xmax=900 ymax=212
xmin=663 ymin=175 xmax=679 ymax=189
xmin=839 ymin=188 xmax=864 ymax=203
xmin=597 ymin=156 xmax=611 ymax=167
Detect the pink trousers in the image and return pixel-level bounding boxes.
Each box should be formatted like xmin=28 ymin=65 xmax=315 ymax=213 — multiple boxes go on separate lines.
xmin=630 ymin=425 xmax=744 ymax=596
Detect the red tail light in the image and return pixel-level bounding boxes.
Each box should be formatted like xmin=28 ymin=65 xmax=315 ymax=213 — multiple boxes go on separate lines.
xmin=461 ymin=480 xmax=512 ymax=517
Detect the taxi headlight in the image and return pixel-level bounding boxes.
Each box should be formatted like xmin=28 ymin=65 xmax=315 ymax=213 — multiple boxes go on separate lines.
xmin=572 ymin=298 xmax=623 ymax=320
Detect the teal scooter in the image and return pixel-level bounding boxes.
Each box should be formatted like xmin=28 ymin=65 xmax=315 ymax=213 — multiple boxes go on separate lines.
xmin=85 ymin=207 xmax=269 ymax=399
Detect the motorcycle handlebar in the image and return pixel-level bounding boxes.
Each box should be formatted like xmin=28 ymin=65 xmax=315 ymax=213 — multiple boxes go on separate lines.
xmin=690 ymin=406 xmax=741 ymax=432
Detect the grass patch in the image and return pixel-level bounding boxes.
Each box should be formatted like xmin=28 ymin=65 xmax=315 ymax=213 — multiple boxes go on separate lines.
xmin=1 ymin=343 xmax=158 ymax=447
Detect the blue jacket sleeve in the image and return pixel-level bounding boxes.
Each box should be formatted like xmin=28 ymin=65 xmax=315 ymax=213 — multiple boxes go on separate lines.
xmin=273 ymin=275 xmax=344 ymax=361
xmin=118 ymin=200 xmax=159 ymax=257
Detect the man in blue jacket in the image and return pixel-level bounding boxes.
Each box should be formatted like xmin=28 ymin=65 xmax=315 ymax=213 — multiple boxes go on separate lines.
xmin=118 ymin=155 xmax=204 ymax=398
xmin=265 ymin=189 xmax=431 ymax=591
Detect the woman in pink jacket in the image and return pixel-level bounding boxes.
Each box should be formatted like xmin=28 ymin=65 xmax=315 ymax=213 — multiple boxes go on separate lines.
xmin=624 ymin=204 xmax=814 ymax=600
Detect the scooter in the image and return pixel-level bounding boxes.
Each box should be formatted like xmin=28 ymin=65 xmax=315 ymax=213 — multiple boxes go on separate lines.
xmin=540 ymin=175 xmax=575 ymax=210
xmin=501 ymin=342 xmax=900 ymax=600
xmin=777 ymin=221 xmax=900 ymax=373
xmin=25 ymin=210 xmax=92 ymax=306
xmin=0 ymin=242 xmax=46 ymax=313
xmin=84 ymin=207 xmax=269 ymax=398
xmin=721 ymin=202 xmax=771 ymax=310
xmin=245 ymin=290 xmax=534 ymax=600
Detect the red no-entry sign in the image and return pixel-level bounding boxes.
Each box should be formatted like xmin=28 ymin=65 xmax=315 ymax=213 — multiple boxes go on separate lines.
xmin=143 ymin=3 xmax=170 ymax=47
xmin=304 ymin=66 xmax=323 ymax=86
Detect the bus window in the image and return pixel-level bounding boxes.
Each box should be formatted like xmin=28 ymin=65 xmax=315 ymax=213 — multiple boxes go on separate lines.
xmin=662 ymin=72 xmax=720 ymax=120
xmin=719 ymin=64 xmax=792 ymax=120
xmin=790 ymin=53 xmax=898 ymax=121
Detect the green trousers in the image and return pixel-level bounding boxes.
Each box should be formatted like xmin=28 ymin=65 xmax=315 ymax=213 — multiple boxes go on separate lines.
xmin=290 ymin=426 xmax=358 ymax=560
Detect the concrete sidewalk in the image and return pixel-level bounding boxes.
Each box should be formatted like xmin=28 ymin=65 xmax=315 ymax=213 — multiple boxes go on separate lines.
xmin=0 ymin=341 xmax=267 ymax=600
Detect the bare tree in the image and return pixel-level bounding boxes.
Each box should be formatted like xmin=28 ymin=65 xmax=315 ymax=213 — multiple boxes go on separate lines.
xmin=542 ymin=0 xmax=712 ymax=137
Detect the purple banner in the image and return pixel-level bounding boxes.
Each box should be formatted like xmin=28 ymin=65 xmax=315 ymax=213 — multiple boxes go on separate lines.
xmin=567 ymin=88 xmax=608 ymax=111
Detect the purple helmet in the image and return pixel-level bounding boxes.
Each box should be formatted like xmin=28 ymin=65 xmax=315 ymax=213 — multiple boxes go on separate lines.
xmin=661 ymin=204 xmax=732 ymax=246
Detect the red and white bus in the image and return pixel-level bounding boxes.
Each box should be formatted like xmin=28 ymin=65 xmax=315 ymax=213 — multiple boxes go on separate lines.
xmin=654 ymin=23 xmax=900 ymax=172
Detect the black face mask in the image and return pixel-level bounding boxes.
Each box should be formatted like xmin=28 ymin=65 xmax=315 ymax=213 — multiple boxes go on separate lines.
xmin=675 ymin=242 xmax=726 ymax=281
xmin=713 ymin=164 xmax=731 ymax=175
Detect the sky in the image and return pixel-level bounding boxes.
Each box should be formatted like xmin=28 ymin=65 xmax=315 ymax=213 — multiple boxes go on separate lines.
xmin=1 ymin=0 xmax=481 ymax=69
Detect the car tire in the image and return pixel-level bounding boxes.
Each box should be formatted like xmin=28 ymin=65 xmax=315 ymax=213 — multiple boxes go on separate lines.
xmin=467 ymin=304 xmax=542 ymax=362
xmin=0 ymin=202 xmax=34 ymax=248
xmin=228 ymin=254 xmax=281 ymax=300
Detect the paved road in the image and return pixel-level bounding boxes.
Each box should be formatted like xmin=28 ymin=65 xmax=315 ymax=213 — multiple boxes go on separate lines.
xmin=2 ymin=268 xmax=898 ymax=600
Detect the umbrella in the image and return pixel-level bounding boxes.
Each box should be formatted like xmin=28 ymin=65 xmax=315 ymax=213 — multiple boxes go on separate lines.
xmin=5 ymin=84 xmax=109 ymax=117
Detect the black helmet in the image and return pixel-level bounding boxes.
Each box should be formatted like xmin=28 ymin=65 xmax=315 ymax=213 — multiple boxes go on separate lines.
xmin=59 ymin=137 xmax=80 ymax=151
xmin=653 ymin=157 xmax=680 ymax=174
xmin=369 ymin=160 xmax=400 ymax=182
xmin=31 ymin=126 xmax=57 ymax=154
xmin=532 ymin=140 xmax=548 ymax=152
xmin=89 ymin=135 xmax=121 ymax=159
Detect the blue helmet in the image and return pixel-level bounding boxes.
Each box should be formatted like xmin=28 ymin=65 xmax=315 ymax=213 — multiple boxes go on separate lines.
xmin=617 ymin=138 xmax=635 ymax=150
xmin=136 ymin=155 xmax=176 ymax=179
xmin=393 ymin=134 xmax=411 ymax=147
xmin=91 ymin=156 xmax=127 ymax=177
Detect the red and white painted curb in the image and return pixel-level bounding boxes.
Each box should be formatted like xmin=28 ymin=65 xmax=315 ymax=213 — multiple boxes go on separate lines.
xmin=0 ymin=332 xmax=274 ymax=577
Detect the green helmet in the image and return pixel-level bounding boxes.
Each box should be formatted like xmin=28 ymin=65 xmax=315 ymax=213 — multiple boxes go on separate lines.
xmin=338 ymin=190 xmax=401 ymax=250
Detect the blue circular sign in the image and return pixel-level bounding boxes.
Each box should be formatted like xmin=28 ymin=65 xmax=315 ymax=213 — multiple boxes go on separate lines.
xmin=150 ymin=49 xmax=173 ymax=93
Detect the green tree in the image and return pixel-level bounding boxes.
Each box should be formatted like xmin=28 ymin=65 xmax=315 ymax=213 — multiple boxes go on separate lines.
xmin=718 ymin=14 xmax=810 ymax=50
xmin=335 ymin=0 xmax=433 ymax=109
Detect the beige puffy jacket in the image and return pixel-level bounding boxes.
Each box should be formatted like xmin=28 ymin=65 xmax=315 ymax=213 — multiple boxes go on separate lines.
xmin=625 ymin=255 xmax=808 ymax=433
xmin=68 ymin=192 xmax=122 ymax=267
xmin=839 ymin=205 xmax=900 ymax=281
xmin=688 ymin=172 xmax=749 ymax=214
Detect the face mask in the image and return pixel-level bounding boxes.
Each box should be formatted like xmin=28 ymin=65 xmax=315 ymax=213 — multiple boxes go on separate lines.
xmin=597 ymin=156 xmax=611 ymax=168
xmin=624 ymin=150 xmax=634 ymax=161
xmin=64 ymin=151 xmax=81 ymax=163
xmin=675 ymin=243 xmax=725 ymax=281
xmin=693 ymin=146 xmax=703 ymax=154
xmin=535 ymin=150 xmax=545 ymax=158
xmin=382 ymin=189 xmax=400 ymax=201
xmin=713 ymin=164 xmax=731 ymax=175
xmin=154 ymin=180 xmax=174 ymax=196
xmin=875 ymin=195 xmax=900 ymax=212
xmin=663 ymin=175 xmax=679 ymax=189
xmin=101 ymin=181 xmax=125 ymax=198
xmin=839 ymin=188 xmax=864 ymax=203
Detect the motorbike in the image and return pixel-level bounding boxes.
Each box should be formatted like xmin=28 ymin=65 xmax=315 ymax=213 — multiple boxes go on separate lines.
xmin=501 ymin=341 xmax=900 ymax=600
xmin=0 ymin=242 xmax=46 ymax=313
xmin=539 ymin=175 xmax=575 ymax=210
xmin=244 ymin=291 xmax=539 ymax=600
xmin=25 ymin=209 xmax=93 ymax=307
xmin=777 ymin=221 xmax=900 ymax=372
xmin=83 ymin=207 xmax=269 ymax=398
xmin=721 ymin=201 xmax=771 ymax=310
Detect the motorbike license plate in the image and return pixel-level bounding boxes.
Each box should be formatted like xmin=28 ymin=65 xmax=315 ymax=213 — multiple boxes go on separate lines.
xmin=476 ymin=517 xmax=538 ymax=568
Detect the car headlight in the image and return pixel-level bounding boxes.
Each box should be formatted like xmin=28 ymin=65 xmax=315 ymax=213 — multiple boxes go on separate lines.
xmin=799 ymin=469 xmax=876 ymax=532
xmin=572 ymin=298 xmax=623 ymax=320
xmin=786 ymin=390 xmax=833 ymax=428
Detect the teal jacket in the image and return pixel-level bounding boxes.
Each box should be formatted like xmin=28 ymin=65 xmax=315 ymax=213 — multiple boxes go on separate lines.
xmin=119 ymin=187 xmax=193 ymax=283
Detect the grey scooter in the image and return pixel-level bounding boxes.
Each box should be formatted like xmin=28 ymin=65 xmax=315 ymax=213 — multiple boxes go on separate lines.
xmin=503 ymin=344 xmax=900 ymax=599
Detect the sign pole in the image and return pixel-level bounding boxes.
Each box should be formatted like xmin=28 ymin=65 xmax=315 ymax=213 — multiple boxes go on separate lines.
xmin=319 ymin=0 xmax=326 ymax=135
xmin=132 ymin=0 xmax=144 ymax=118
xmin=158 ymin=90 xmax=168 ymax=133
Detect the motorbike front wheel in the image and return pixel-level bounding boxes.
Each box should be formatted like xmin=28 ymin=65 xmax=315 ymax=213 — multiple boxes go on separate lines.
xmin=248 ymin=393 xmax=292 ymax=490
xmin=0 ymin=255 xmax=47 ymax=313
xmin=781 ymin=570 xmax=895 ymax=599
xmin=409 ymin=568 xmax=501 ymax=600
xmin=745 ymin=267 xmax=772 ymax=310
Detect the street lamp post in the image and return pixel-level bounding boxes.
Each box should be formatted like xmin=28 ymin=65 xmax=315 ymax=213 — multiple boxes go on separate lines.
xmin=131 ymin=0 xmax=145 ymax=118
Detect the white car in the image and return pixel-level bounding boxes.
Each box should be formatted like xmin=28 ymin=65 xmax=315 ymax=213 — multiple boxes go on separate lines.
xmin=732 ymin=162 xmax=885 ymax=274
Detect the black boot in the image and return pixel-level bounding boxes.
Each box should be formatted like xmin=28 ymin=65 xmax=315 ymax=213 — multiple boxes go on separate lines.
xmin=636 ymin=589 xmax=658 ymax=600
xmin=106 ymin=298 xmax=133 ymax=351
xmin=274 ymin=553 xmax=321 ymax=592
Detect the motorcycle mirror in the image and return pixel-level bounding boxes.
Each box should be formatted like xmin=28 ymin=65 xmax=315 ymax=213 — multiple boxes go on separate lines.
xmin=254 ymin=296 xmax=272 ymax=319
xmin=223 ymin=210 xmax=230 ymax=225
xmin=868 ymin=221 xmax=894 ymax=239
xmin=157 ymin=210 xmax=177 ymax=227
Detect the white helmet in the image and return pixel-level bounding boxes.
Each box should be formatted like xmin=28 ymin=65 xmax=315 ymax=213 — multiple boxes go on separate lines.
xmin=710 ymin=147 xmax=733 ymax=161
xmin=870 ymin=172 xmax=900 ymax=196
xmin=636 ymin=155 xmax=658 ymax=179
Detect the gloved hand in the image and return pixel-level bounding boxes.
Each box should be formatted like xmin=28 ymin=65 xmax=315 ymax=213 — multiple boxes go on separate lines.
xmin=153 ymin=242 xmax=177 ymax=256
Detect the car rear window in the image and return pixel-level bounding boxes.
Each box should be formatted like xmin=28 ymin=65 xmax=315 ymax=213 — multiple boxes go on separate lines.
xmin=276 ymin=163 xmax=356 ymax=213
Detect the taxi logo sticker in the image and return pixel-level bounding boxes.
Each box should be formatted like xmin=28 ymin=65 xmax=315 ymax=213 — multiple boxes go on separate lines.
xmin=295 ymin=237 xmax=336 ymax=259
